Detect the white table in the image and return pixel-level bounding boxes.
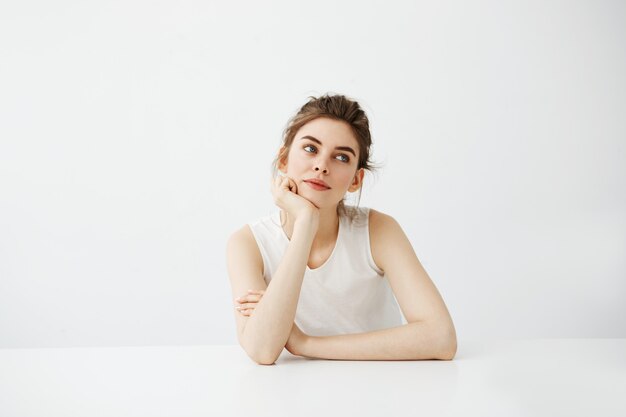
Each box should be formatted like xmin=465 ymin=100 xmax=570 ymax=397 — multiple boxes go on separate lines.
xmin=1 ymin=339 xmax=624 ymax=417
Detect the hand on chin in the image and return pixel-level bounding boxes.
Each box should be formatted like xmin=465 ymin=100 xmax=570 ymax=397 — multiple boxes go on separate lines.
xmin=297 ymin=189 xmax=322 ymax=209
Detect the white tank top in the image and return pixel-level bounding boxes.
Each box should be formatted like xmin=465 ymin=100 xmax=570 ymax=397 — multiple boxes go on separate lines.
xmin=248 ymin=206 xmax=405 ymax=337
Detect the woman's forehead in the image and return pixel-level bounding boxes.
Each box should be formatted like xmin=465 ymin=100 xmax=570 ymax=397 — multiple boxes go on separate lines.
xmin=296 ymin=117 xmax=358 ymax=148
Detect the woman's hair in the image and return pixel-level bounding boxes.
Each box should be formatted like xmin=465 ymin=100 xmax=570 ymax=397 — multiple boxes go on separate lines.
xmin=271 ymin=93 xmax=381 ymax=223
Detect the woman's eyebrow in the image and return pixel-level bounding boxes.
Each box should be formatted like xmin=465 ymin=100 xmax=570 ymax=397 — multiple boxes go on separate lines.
xmin=300 ymin=135 xmax=356 ymax=157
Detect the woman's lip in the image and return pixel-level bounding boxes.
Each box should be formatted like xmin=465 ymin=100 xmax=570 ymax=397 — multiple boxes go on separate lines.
xmin=304 ymin=181 xmax=330 ymax=191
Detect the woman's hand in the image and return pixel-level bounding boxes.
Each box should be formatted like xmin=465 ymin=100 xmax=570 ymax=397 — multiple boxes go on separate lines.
xmin=234 ymin=289 xmax=265 ymax=317
xmin=270 ymin=174 xmax=320 ymax=227
xmin=235 ymin=289 xmax=309 ymax=356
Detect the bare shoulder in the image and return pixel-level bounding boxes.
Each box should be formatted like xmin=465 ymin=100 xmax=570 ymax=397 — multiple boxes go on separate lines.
xmin=226 ymin=224 xmax=267 ymax=342
xmin=368 ymin=208 xmax=404 ymax=273
xmin=227 ymin=223 xmax=254 ymax=244
xmin=368 ymin=208 xmax=396 ymax=227
xmin=226 ymin=224 xmax=263 ymax=276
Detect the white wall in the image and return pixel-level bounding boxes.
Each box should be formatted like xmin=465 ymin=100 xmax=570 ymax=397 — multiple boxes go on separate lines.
xmin=1 ymin=0 xmax=624 ymax=348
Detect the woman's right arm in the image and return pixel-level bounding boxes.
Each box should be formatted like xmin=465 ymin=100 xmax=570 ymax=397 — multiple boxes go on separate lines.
xmin=226 ymin=175 xmax=319 ymax=365
xmin=227 ymin=214 xmax=317 ymax=365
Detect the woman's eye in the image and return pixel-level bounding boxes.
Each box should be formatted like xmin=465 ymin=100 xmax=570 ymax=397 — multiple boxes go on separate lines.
xmin=303 ymin=145 xmax=350 ymax=163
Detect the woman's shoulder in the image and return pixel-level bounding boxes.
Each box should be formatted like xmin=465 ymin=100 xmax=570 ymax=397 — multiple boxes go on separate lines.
xmin=227 ymin=210 xmax=278 ymax=251
xmin=367 ymin=208 xmax=403 ymax=241
xmin=366 ymin=208 xmax=406 ymax=272
xmin=236 ymin=210 xmax=281 ymax=242
xmin=227 ymin=223 xmax=256 ymax=250
xmin=368 ymin=207 xmax=397 ymax=227
xmin=226 ymin=223 xmax=264 ymax=270
xmin=341 ymin=206 xmax=397 ymax=228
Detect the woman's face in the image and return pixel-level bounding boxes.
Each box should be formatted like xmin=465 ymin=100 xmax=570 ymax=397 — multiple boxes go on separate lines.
xmin=279 ymin=117 xmax=364 ymax=209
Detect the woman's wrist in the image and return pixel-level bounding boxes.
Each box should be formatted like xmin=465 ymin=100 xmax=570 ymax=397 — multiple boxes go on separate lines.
xmin=294 ymin=211 xmax=319 ymax=233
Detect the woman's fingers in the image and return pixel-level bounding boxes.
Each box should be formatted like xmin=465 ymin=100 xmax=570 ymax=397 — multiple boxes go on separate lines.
xmin=235 ymin=290 xmax=265 ymax=315
xmin=235 ymin=293 xmax=264 ymax=303
xmin=237 ymin=289 xmax=265 ymax=299
xmin=235 ymin=301 xmax=257 ymax=313
xmin=236 ymin=302 xmax=258 ymax=309
xmin=235 ymin=290 xmax=265 ymax=316
xmin=235 ymin=290 xmax=265 ymax=311
xmin=281 ymin=176 xmax=290 ymax=191
xmin=235 ymin=304 xmax=255 ymax=317
xmin=274 ymin=174 xmax=296 ymax=193
xmin=271 ymin=175 xmax=286 ymax=194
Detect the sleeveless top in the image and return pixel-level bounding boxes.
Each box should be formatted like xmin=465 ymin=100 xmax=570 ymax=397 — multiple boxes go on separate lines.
xmin=247 ymin=206 xmax=404 ymax=337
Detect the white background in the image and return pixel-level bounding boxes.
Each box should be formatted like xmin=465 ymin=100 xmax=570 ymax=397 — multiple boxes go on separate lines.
xmin=1 ymin=0 xmax=624 ymax=348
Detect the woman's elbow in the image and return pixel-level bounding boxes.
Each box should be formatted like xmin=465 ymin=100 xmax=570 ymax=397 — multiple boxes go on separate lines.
xmin=439 ymin=328 xmax=457 ymax=360
xmin=439 ymin=340 xmax=457 ymax=360
xmin=238 ymin=331 xmax=282 ymax=365
xmin=240 ymin=342 xmax=280 ymax=365
xmin=430 ymin=322 xmax=457 ymax=360
xmin=254 ymin=356 xmax=277 ymax=365
xmin=249 ymin=350 xmax=279 ymax=365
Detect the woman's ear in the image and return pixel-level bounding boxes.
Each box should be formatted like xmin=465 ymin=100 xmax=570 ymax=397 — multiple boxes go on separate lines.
xmin=277 ymin=146 xmax=288 ymax=173
xmin=348 ymin=168 xmax=365 ymax=193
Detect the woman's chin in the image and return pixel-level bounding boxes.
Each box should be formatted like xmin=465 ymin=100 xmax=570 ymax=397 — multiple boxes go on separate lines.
xmin=298 ymin=192 xmax=322 ymax=209
xmin=299 ymin=194 xmax=316 ymax=206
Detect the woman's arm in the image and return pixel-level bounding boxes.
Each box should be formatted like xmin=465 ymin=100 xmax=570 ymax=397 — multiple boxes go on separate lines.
xmin=299 ymin=321 xmax=455 ymax=360
xmin=293 ymin=209 xmax=457 ymax=361
xmin=227 ymin=214 xmax=317 ymax=365
xmin=368 ymin=209 xmax=457 ymax=357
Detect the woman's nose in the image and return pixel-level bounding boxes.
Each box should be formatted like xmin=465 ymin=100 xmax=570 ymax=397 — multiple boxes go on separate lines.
xmin=314 ymin=166 xmax=328 ymax=174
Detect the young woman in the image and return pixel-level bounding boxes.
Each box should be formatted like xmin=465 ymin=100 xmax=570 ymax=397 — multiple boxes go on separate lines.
xmin=226 ymin=94 xmax=456 ymax=365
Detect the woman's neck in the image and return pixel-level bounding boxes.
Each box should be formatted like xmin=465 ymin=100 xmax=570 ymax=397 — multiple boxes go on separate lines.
xmin=280 ymin=207 xmax=340 ymax=249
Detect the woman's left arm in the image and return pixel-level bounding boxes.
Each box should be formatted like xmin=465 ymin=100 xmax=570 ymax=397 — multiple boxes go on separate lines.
xmin=299 ymin=209 xmax=457 ymax=361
